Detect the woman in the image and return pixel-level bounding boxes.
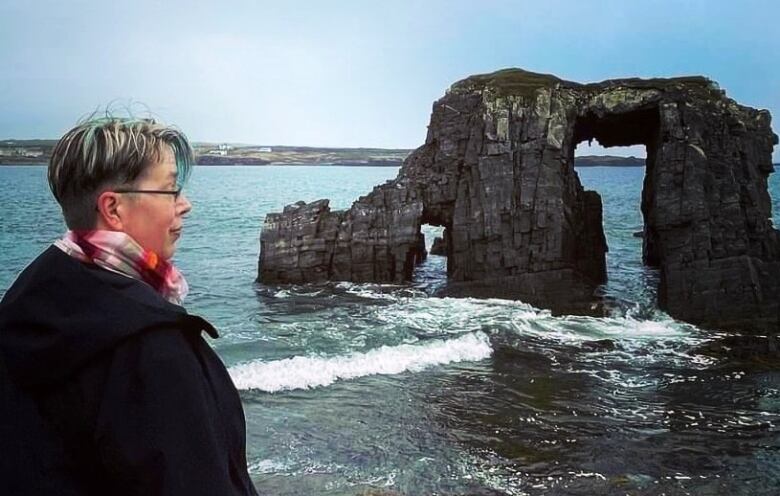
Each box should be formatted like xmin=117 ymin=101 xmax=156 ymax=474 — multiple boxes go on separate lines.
xmin=0 ymin=115 xmax=259 ymax=495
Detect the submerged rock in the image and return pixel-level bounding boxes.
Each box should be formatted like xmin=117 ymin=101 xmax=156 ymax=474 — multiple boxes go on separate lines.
xmin=582 ymin=339 xmax=619 ymax=352
xmin=259 ymin=68 xmax=780 ymax=331
xmin=695 ymin=334 xmax=780 ymax=366
xmin=430 ymin=236 xmax=447 ymax=256
xmin=356 ymin=489 xmax=404 ymax=496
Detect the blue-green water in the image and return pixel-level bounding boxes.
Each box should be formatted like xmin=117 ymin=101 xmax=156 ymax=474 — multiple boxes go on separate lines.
xmin=1 ymin=165 xmax=779 ymax=495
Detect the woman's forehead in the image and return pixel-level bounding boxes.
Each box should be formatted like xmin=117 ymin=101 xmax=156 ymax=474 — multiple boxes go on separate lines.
xmin=143 ymin=147 xmax=177 ymax=181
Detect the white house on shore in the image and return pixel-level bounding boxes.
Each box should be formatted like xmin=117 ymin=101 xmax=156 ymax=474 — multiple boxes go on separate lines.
xmin=0 ymin=147 xmax=44 ymax=157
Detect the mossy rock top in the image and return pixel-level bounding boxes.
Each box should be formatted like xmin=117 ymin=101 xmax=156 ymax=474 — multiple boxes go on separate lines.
xmin=450 ymin=68 xmax=569 ymax=97
xmin=449 ymin=67 xmax=717 ymax=98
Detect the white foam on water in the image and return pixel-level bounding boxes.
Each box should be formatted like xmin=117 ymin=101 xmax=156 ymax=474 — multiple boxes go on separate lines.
xmin=261 ymin=284 xmax=708 ymax=376
xmin=248 ymin=458 xmax=292 ymax=474
xmin=373 ymin=295 xmax=698 ymax=349
xmin=510 ymin=311 xmax=703 ymax=348
xmin=372 ymin=296 xmax=542 ymax=335
xmin=229 ymin=331 xmax=493 ymax=392
xmin=272 ymin=289 xmax=292 ymax=298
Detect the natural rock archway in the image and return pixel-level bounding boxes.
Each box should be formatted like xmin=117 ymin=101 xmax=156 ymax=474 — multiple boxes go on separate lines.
xmin=259 ymin=68 xmax=779 ymax=332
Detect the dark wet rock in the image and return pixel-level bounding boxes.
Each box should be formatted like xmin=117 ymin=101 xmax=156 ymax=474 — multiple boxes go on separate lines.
xmin=695 ymin=334 xmax=780 ymax=367
xmin=430 ymin=236 xmax=447 ymax=256
xmin=581 ymin=339 xmax=619 ymax=352
xmin=259 ymin=68 xmax=780 ymax=331
xmin=355 ymin=489 xmax=404 ymax=496
xmin=414 ymin=232 xmax=427 ymax=263
xmin=435 ymin=270 xmax=607 ymax=316
xmin=633 ymin=230 xmax=644 ymax=238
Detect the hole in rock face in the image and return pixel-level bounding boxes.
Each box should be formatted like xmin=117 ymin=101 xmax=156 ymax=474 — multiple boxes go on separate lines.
xmin=572 ymin=106 xmax=663 ymax=311
xmin=412 ymin=224 xmax=448 ymax=294
xmin=422 ymin=225 xmax=446 ymax=255
xmin=573 ymin=107 xmax=659 ymax=148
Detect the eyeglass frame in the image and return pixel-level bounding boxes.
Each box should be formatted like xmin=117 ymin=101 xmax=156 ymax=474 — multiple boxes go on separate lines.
xmin=112 ymin=188 xmax=183 ymax=200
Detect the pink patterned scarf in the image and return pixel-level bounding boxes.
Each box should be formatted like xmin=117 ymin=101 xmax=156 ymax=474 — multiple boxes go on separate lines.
xmin=54 ymin=230 xmax=189 ymax=305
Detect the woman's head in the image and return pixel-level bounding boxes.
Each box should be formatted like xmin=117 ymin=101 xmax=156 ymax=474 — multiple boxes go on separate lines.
xmin=49 ymin=114 xmax=195 ymax=259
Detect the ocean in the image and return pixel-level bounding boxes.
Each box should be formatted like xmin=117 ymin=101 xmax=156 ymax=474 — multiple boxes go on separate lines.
xmin=1 ymin=164 xmax=779 ymax=495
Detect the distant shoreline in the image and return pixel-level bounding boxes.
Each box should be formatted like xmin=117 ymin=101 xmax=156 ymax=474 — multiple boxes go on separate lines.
xmin=1 ymin=138 xmax=777 ymax=170
xmin=0 ymin=139 xmax=649 ymax=167
xmin=574 ymin=155 xmax=644 ymax=167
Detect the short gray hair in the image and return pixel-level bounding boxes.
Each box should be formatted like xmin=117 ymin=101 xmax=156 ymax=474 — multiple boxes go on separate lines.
xmin=49 ymin=114 xmax=194 ymax=229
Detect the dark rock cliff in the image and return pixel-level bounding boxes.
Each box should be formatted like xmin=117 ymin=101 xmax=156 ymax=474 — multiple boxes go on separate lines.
xmin=259 ymin=68 xmax=779 ymax=332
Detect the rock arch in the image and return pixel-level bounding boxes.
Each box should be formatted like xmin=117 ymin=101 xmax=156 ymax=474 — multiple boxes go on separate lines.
xmin=259 ymin=68 xmax=779 ymax=332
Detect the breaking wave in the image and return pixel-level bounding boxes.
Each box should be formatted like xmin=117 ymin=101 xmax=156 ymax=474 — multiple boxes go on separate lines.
xmin=229 ymin=331 xmax=493 ymax=392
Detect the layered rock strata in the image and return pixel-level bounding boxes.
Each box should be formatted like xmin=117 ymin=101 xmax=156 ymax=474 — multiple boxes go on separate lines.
xmin=259 ymin=68 xmax=779 ymax=331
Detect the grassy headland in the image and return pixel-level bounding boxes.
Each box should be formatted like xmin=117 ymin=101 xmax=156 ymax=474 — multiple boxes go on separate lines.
xmin=192 ymin=144 xmax=412 ymax=166
xmin=0 ymin=140 xmax=411 ymax=166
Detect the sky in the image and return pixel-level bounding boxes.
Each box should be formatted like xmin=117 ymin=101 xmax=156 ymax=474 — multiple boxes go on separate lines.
xmin=1 ymin=0 xmax=778 ymax=160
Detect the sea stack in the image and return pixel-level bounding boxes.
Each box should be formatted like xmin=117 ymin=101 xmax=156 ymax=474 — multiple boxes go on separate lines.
xmin=259 ymin=68 xmax=779 ymax=332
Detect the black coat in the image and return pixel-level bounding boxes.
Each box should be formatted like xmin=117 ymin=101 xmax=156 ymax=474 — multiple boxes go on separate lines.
xmin=0 ymin=246 xmax=259 ymax=496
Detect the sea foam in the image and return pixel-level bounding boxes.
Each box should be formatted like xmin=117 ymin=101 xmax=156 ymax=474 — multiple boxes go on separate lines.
xmin=229 ymin=331 xmax=493 ymax=392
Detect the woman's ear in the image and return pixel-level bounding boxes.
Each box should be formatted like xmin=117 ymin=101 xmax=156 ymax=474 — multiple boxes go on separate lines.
xmin=95 ymin=191 xmax=124 ymax=230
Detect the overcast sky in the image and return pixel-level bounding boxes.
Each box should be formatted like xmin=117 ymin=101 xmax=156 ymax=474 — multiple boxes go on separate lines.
xmin=1 ymin=0 xmax=778 ymax=160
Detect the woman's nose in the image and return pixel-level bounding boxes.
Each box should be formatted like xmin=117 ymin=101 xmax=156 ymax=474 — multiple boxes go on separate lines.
xmin=178 ymin=193 xmax=192 ymax=215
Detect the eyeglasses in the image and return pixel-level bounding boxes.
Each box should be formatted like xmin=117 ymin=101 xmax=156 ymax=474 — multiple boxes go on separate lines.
xmin=113 ymin=188 xmax=182 ymax=200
